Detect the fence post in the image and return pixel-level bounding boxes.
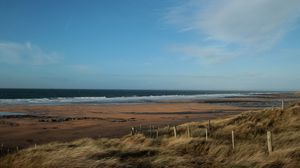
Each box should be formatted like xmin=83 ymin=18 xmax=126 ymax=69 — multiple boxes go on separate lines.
xmin=232 ymin=130 xmax=235 ymax=150
xmin=156 ymin=127 xmax=159 ymax=139
xmin=281 ymin=100 xmax=284 ymax=110
xmin=267 ymin=131 xmax=273 ymax=154
xmin=173 ymin=126 xmax=177 ymax=138
xmin=35 ymin=144 xmax=37 ymax=149
xmin=187 ymin=125 xmax=191 ymax=138
xmin=152 ymin=125 xmax=155 ymax=138
xmin=139 ymin=124 xmax=142 ymax=133
xmin=131 ymin=127 xmax=135 ymax=136
xmin=149 ymin=125 xmax=152 ymax=138
xmin=205 ymin=128 xmax=208 ymax=141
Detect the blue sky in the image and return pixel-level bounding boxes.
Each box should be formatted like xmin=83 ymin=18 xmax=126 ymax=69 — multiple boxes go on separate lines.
xmin=0 ymin=0 xmax=300 ymax=90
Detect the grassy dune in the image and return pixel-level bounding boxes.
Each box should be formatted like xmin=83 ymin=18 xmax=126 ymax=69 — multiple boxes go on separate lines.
xmin=1 ymin=103 xmax=300 ymax=168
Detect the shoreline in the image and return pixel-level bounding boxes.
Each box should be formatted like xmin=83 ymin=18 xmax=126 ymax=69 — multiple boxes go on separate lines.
xmin=0 ymin=91 xmax=291 ymax=106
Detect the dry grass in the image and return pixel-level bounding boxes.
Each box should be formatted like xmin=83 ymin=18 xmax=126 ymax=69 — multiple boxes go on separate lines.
xmin=295 ymin=92 xmax=300 ymax=96
xmin=1 ymin=103 xmax=300 ymax=168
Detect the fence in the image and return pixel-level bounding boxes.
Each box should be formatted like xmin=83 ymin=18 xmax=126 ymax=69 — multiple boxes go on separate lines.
xmin=130 ymin=121 xmax=275 ymax=155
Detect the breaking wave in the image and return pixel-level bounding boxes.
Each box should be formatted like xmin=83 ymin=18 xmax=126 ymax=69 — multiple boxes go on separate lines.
xmin=0 ymin=93 xmax=247 ymax=105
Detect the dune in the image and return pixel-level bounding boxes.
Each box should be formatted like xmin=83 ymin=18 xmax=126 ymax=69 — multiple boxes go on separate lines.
xmin=1 ymin=103 xmax=299 ymax=168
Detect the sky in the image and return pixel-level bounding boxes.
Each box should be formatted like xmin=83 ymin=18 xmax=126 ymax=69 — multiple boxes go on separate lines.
xmin=0 ymin=0 xmax=300 ymax=91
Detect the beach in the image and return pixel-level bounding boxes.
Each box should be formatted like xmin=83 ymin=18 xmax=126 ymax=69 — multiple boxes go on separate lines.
xmin=1 ymin=92 xmax=299 ymax=154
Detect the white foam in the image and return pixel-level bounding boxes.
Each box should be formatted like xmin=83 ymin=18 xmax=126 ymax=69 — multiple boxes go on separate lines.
xmin=0 ymin=93 xmax=247 ymax=105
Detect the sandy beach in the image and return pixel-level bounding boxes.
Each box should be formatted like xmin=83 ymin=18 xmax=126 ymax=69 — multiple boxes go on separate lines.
xmin=0 ymin=102 xmax=242 ymax=149
xmin=1 ymin=93 xmax=299 ymax=154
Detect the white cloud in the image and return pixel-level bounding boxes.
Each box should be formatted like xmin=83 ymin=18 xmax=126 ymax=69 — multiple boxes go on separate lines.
xmin=0 ymin=41 xmax=62 ymax=65
xmin=165 ymin=0 xmax=300 ymax=63
xmin=170 ymin=45 xmax=238 ymax=64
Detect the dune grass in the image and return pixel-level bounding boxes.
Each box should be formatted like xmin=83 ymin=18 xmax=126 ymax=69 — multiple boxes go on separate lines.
xmin=1 ymin=103 xmax=299 ymax=168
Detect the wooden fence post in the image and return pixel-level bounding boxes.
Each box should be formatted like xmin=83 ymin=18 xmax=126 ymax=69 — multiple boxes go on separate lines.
xmin=232 ymin=130 xmax=235 ymax=150
xmin=267 ymin=131 xmax=273 ymax=154
xmin=173 ymin=126 xmax=177 ymax=138
xmin=205 ymin=128 xmax=208 ymax=141
xmin=139 ymin=124 xmax=142 ymax=133
xmin=281 ymin=100 xmax=284 ymax=110
xmin=152 ymin=125 xmax=155 ymax=138
xmin=149 ymin=125 xmax=152 ymax=138
xmin=187 ymin=125 xmax=191 ymax=138
xmin=131 ymin=127 xmax=135 ymax=136
xmin=156 ymin=127 xmax=159 ymax=139
xmin=34 ymin=144 xmax=37 ymax=149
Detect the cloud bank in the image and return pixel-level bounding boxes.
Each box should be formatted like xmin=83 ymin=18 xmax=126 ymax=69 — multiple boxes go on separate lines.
xmin=0 ymin=41 xmax=62 ymax=65
xmin=165 ymin=0 xmax=300 ymax=63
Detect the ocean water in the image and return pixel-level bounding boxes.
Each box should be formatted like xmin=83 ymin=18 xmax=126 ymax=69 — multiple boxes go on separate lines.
xmin=0 ymin=112 xmax=25 ymax=116
xmin=0 ymin=89 xmax=272 ymax=105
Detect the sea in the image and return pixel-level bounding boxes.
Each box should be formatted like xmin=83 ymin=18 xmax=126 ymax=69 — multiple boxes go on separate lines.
xmin=0 ymin=89 xmax=275 ymax=105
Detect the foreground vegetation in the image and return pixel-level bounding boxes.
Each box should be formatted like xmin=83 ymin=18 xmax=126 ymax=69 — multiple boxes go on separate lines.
xmin=1 ymin=103 xmax=299 ymax=168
